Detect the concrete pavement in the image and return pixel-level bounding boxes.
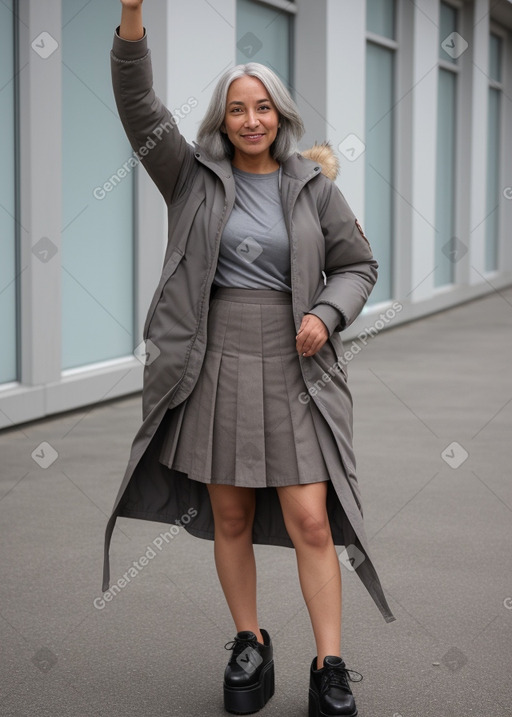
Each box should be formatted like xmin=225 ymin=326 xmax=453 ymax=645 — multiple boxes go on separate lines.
xmin=1 ymin=287 xmax=512 ymax=716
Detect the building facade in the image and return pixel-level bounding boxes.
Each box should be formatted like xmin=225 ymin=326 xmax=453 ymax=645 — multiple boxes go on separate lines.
xmin=1 ymin=0 xmax=511 ymax=428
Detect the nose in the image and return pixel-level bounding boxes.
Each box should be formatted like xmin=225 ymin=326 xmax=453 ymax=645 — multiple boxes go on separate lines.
xmin=244 ymin=110 xmax=259 ymax=128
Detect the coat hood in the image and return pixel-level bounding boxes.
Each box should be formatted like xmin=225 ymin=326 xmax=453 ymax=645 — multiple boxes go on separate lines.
xmin=300 ymin=141 xmax=340 ymax=181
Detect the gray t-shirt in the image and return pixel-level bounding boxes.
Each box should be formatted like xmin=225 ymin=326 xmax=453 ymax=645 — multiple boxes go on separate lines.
xmin=213 ymin=166 xmax=291 ymax=292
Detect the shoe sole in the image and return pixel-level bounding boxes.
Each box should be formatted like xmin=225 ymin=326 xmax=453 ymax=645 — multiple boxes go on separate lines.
xmin=308 ymin=687 xmax=358 ymax=717
xmin=224 ymin=660 xmax=275 ymax=715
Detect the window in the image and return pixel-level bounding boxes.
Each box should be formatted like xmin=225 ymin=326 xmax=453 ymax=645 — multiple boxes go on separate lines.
xmin=367 ymin=0 xmax=395 ymax=38
xmin=236 ymin=0 xmax=294 ymax=87
xmin=0 ymin=0 xmax=17 ymax=384
xmin=485 ymin=33 xmax=502 ymax=272
xmin=61 ymin=0 xmax=135 ymax=370
xmin=434 ymin=2 xmax=460 ymax=287
xmin=365 ymin=0 xmax=396 ymax=303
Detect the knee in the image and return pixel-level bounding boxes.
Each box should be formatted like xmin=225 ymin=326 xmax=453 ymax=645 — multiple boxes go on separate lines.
xmin=292 ymin=514 xmax=332 ymax=550
xmin=215 ymin=507 xmax=253 ymax=539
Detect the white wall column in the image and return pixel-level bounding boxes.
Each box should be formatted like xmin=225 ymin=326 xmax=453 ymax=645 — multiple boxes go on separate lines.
xmin=167 ymin=0 xmax=236 ymax=147
xmin=500 ymin=29 xmax=512 ymax=273
xmin=18 ymin=2 xmax=62 ymax=388
xmin=468 ymin=0 xmax=490 ymax=283
xmin=455 ymin=2 xmax=475 ymax=289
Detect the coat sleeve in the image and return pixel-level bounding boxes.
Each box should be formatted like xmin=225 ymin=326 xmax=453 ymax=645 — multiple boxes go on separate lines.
xmin=308 ymin=180 xmax=378 ymax=333
xmin=110 ymin=27 xmax=194 ymax=205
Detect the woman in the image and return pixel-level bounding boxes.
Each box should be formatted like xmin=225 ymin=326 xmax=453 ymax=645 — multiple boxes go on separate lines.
xmin=104 ymin=1 xmax=395 ymax=715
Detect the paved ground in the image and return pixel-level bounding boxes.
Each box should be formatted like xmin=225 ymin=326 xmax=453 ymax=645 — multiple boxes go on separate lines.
xmin=1 ymin=287 xmax=512 ymax=717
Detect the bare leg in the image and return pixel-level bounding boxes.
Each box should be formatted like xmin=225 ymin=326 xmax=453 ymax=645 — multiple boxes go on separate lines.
xmin=207 ymin=484 xmax=264 ymax=644
xmin=276 ymin=482 xmax=342 ymax=668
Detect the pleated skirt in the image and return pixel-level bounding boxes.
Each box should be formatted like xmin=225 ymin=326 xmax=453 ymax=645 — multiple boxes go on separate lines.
xmin=158 ymin=286 xmax=332 ymax=487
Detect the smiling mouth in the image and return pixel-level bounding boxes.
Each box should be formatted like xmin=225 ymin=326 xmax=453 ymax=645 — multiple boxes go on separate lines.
xmin=242 ymin=133 xmax=265 ymax=139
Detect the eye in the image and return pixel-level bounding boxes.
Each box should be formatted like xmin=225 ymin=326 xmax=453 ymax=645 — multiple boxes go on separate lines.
xmin=258 ymin=105 xmax=271 ymax=111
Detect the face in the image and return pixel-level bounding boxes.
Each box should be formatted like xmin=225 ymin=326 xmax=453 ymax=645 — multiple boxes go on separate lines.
xmin=221 ymin=75 xmax=280 ymax=164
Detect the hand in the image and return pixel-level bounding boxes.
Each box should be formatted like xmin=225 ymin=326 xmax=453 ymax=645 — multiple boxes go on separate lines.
xmin=295 ymin=314 xmax=328 ymax=357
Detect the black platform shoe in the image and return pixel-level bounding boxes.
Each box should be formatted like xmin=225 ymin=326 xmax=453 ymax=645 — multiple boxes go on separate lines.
xmin=309 ymin=655 xmax=363 ymax=717
xmin=223 ymin=629 xmax=275 ymax=715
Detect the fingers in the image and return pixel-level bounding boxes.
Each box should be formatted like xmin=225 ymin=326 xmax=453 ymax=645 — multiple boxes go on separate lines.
xmin=295 ymin=314 xmax=328 ymax=357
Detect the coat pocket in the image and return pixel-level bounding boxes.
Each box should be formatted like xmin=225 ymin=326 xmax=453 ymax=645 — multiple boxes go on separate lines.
xmin=142 ymin=248 xmax=184 ymax=339
xmin=326 ymin=333 xmax=348 ymax=381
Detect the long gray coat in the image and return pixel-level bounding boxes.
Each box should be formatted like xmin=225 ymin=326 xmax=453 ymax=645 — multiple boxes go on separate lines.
xmin=103 ymin=29 xmax=395 ymax=624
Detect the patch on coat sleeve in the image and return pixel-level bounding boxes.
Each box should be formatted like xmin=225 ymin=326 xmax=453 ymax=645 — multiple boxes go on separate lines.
xmin=355 ymin=219 xmax=371 ymax=249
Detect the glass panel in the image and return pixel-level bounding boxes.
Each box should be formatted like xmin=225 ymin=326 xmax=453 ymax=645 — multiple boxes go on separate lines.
xmin=236 ymin=0 xmax=291 ymax=87
xmin=366 ymin=0 xmax=395 ymax=39
xmin=62 ymin=0 xmax=134 ymax=370
xmin=365 ymin=43 xmax=394 ymax=303
xmin=434 ymin=69 xmax=456 ymax=287
xmin=485 ymin=87 xmax=500 ymax=272
xmin=439 ymin=2 xmax=458 ymax=64
xmin=489 ymin=34 xmax=502 ymax=83
xmin=0 ymin=0 xmax=17 ymax=383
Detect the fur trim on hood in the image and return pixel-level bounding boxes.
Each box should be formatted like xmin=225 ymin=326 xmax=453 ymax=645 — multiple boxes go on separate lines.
xmin=301 ymin=141 xmax=340 ymax=181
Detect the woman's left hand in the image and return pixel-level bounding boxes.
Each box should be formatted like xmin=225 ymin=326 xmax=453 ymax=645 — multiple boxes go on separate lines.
xmin=296 ymin=314 xmax=328 ymax=357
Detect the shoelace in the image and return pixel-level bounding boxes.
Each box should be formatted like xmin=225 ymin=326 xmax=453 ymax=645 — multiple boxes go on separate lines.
xmin=224 ymin=634 xmax=260 ymax=662
xmin=322 ymin=665 xmax=363 ymax=694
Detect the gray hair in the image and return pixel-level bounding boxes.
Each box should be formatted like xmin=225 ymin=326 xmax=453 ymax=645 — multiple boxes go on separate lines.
xmin=196 ymin=63 xmax=305 ymax=162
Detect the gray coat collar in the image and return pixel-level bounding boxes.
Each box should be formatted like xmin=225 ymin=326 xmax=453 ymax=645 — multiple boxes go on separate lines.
xmin=192 ymin=142 xmax=322 ymax=185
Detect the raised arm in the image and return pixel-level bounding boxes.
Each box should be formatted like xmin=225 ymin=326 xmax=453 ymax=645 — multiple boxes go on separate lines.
xmin=120 ymin=0 xmax=144 ymax=41
xmin=113 ymin=0 xmax=194 ymax=204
